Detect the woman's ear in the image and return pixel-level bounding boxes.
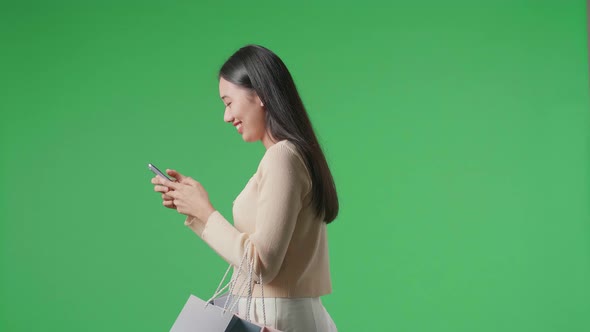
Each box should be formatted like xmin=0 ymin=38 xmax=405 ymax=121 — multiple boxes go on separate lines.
xmin=253 ymin=93 xmax=264 ymax=107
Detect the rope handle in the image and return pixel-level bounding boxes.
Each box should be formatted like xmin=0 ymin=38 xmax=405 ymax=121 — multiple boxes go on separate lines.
xmin=205 ymin=238 xmax=267 ymax=326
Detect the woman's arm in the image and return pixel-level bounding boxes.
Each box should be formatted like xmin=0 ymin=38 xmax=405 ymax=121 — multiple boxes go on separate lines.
xmin=185 ymin=143 xmax=311 ymax=283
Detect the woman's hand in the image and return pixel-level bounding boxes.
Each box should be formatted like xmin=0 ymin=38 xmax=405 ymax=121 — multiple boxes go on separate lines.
xmin=161 ymin=192 xmax=176 ymax=209
xmin=151 ymin=169 xmax=216 ymax=222
xmin=152 ymin=175 xmax=177 ymax=209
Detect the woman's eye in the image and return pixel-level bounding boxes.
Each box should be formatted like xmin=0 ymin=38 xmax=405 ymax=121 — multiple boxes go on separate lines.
xmin=226 ymin=102 xmax=232 ymax=107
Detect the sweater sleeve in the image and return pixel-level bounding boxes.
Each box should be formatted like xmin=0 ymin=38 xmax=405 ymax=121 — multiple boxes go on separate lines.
xmin=185 ymin=143 xmax=311 ymax=283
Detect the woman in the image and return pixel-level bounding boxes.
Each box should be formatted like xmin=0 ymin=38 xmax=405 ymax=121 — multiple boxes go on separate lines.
xmin=151 ymin=44 xmax=338 ymax=332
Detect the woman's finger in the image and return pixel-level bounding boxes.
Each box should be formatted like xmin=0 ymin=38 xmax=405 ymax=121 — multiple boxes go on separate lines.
xmin=151 ymin=176 xmax=163 ymax=185
xmin=153 ymin=185 xmax=169 ymax=193
xmin=160 ymin=178 xmax=179 ymax=190
xmin=163 ymin=200 xmax=176 ymax=209
xmin=165 ymin=190 xmax=178 ymax=199
xmin=167 ymin=169 xmax=189 ymax=183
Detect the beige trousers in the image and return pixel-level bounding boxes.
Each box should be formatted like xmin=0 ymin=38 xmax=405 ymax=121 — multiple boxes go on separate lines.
xmin=235 ymin=296 xmax=338 ymax=332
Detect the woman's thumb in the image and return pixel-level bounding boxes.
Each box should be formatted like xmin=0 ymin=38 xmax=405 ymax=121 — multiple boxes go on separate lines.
xmin=166 ymin=169 xmax=186 ymax=182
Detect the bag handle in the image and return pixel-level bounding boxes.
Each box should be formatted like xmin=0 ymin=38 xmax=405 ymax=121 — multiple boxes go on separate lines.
xmin=206 ymin=238 xmax=267 ymax=326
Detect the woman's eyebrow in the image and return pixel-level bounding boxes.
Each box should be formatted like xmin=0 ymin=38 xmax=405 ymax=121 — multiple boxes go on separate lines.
xmin=221 ymin=95 xmax=229 ymax=100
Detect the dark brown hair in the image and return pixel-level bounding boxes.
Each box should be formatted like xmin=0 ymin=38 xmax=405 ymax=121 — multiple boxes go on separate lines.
xmin=219 ymin=44 xmax=339 ymax=223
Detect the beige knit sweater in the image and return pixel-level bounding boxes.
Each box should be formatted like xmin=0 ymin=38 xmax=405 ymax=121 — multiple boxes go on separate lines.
xmin=184 ymin=140 xmax=332 ymax=298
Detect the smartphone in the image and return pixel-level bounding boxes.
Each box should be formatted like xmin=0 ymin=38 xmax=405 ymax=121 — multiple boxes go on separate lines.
xmin=148 ymin=163 xmax=173 ymax=181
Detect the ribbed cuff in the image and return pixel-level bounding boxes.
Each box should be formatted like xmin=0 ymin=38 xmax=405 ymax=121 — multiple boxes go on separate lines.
xmin=184 ymin=215 xmax=207 ymax=237
xmin=200 ymin=210 xmax=232 ymax=243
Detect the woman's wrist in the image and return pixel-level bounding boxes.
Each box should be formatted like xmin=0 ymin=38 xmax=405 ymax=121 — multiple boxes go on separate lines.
xmin=184 ymin=215 xmax=197 ymax=226
xmin=198 ymin=205 xmax=216 ymax=223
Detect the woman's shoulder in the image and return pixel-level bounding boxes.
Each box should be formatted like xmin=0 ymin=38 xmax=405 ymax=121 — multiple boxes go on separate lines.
xmin=255 ymin=140 xmax=311 ymax=193
xmin=262 ymin=140 xmax=302 ymax=166
xmin=268 ymin=139 xmax=297 ymax=153
xmin=257 ymin=140 xmax=311 ymax=185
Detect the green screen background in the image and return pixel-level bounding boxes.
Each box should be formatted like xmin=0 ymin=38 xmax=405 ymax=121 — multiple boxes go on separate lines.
xmin=1 ymin=1 xmax=589 ymax=331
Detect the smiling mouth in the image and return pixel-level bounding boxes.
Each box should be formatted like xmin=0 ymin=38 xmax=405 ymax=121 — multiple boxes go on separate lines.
xmin=235 ymin=122 xmax=243 ymax=133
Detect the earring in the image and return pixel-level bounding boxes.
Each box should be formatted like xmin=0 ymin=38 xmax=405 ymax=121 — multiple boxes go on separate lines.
xmin=261 ymin=102 xmax=264 ymax=107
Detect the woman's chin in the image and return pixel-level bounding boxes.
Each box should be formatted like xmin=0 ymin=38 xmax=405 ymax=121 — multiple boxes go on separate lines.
xmin=241 ymin=134 xmax=254 ymax=142
xmin=242 ymin=133 xmax=261 ymax=143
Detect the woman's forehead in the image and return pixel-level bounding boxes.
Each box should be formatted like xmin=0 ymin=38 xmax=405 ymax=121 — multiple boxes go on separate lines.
xmin=219 ymin=78 xmax=253 ymax=99
xmin=219 ymin=77 xmax=237 ymax=97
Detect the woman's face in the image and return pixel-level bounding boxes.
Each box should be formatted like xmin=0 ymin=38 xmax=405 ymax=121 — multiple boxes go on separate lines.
xmin=219 ymin=77 xmax=269 ymax=144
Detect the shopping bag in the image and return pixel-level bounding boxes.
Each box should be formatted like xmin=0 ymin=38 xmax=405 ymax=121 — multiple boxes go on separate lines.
xmin=170 ymin=239 xmax=282 ymax=332
xmin=169 ymin=294 xmax=263 ymax=332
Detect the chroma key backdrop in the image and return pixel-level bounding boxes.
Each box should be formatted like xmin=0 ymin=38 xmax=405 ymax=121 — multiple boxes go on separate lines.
xmin=1 ymin=1 xmax=589 ymax=331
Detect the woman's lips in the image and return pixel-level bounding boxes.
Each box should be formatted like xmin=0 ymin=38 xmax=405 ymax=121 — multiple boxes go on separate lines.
xmin=235 ymin=122 xmax=243 ymax=134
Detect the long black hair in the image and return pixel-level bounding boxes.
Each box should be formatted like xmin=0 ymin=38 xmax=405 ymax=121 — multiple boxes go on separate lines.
xmin=219 ymin=44 xmax=339 ymax=224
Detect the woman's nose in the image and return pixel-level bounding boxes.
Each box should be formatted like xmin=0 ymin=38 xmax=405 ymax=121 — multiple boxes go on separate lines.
xmin=223 ymin=109 xmax=233 ymax=123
